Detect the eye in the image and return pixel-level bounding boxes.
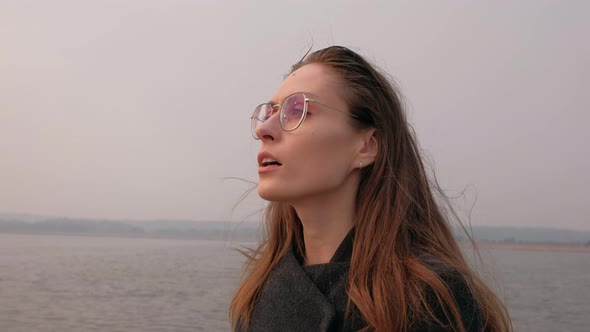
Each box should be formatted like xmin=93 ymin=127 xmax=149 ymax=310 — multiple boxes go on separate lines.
xmin=286 ymin=106 xmax=304 ymax=118
xmin=283 ymin=94 xmax=306 ymax=119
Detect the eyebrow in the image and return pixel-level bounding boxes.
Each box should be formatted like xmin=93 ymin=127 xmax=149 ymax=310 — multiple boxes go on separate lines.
xmin=267 ymin=91 xmax=319 ymax=105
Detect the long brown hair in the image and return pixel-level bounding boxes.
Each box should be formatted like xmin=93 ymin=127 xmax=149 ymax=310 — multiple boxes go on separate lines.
xmin=230 ymin=46 xmax=511 ymax=331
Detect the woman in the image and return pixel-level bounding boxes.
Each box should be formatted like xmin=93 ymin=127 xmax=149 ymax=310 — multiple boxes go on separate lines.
xmin=230 ymin=46 xmax=511 ymax=331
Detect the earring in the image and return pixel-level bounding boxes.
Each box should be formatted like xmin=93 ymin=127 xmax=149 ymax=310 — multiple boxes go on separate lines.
xmin=359 ymin=161 xmax=363 ymax=168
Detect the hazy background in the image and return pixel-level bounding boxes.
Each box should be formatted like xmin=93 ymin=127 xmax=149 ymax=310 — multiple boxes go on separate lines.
xmin=1 ymin=0 xmax=588 ymax=230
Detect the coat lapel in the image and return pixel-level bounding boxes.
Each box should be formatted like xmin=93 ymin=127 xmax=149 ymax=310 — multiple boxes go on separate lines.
xmin=247 ymin=247 xmax=337 ymax=331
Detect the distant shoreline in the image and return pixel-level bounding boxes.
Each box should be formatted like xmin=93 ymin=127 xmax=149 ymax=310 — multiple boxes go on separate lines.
xmin=472 ymin=242 xmax=590 ymax=253
xmin=0 ymin=230 xmax=258 ymax=243
xmin=1 ymin=231 xmax=589 ymax=252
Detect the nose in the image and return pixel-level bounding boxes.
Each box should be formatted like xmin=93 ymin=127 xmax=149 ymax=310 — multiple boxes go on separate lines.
xmin=255 ymin=111 xmax=281 ymax=142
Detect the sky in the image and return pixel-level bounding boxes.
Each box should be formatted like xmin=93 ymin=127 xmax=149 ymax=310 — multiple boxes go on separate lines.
xmin=1 ymin=1 xmax=588 ymax=230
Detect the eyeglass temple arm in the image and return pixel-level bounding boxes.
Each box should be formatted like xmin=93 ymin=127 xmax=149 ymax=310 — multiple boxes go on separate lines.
xmin=306 ymin=98 xmax=359 ymax=119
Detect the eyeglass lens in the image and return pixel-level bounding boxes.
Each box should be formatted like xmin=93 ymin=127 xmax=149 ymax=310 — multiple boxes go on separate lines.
xmin=280 ymin=93 xmax=306 ymax=131
xmin=251 ymin=93 xmax=307 ymax=139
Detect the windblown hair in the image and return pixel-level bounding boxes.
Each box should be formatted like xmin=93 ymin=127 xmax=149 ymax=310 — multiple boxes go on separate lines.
xmin=230 ymin=46 xmax=511 ymax=331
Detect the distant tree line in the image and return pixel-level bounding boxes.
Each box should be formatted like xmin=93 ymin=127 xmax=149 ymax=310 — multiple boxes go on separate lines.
xmin=0 ymin=218 xmax=588 ymax=245
xmin=453 ymin=225 xmax=590 ymax=246
xmin=0 ymin=219 xmax=143 ymax=234
xmin=0 ymin=218 xmax=259 ymax=241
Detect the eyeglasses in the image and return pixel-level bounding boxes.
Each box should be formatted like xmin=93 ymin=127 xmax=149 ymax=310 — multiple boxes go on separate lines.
xmin=250 ymin=92 xmax=359 ymax=139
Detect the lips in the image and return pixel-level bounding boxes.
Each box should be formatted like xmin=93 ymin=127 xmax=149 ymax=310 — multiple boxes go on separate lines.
xmin=258 ymin=152 xmax=282 ymax=173
xmin=262 ymin=159 xmax=281 ymax=167
xmin=257 ymin=152 xmax=282 ymax=167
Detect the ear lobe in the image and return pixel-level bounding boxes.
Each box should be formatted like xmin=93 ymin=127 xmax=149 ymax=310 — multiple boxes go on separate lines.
xmin=359 ymin=128 xmax=378 ymax=165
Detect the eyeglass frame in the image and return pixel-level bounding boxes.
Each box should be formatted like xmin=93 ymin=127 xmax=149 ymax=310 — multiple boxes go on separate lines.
xmin=250 ymin=92 xmax=359 ymax=140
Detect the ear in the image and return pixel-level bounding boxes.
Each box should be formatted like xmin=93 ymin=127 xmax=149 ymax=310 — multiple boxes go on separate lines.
xmin=358 ymin=128 xmax=378 ymax=167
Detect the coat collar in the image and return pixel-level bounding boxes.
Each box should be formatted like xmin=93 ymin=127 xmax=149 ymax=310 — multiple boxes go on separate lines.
xmin=246 ymin=229 xmax=362 ymax=332
xmin=247 ymin=242 xmax=337 ymax=331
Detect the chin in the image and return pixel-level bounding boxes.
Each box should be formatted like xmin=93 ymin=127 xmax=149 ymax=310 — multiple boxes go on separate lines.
xmin=257 ymin=184 xmax=293 ymax=203
xmin=257 ymin=186 xmax=281 ymax=202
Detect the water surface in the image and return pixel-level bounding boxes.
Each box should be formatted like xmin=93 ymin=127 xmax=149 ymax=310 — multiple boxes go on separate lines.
xmin=0 ymin=234 xmax=588 ymax=331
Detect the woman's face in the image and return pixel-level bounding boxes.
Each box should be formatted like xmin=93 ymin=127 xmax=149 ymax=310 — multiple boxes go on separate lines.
xmin=255 ymin=63 xmax=367 ymax=204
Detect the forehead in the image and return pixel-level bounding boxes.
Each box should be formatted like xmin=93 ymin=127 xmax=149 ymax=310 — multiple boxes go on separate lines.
xmin=271 ymin=63 xmax=341 ymax=103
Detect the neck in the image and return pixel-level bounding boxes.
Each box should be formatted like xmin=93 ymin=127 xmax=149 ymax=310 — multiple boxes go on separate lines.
xmin=291 ymin=181 xmax=358 ymax=265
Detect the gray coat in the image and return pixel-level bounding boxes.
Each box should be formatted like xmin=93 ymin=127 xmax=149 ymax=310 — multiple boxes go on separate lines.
xmin=240 ymin=232 xmax=483 ymax=332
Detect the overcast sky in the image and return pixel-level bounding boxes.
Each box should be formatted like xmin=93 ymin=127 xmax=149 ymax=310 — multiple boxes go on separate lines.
xmin=1 ymin=1 xmax=588 ymax=230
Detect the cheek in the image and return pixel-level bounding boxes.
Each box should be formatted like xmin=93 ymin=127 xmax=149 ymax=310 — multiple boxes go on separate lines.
xmin=296 ymin=133 xmax=355 ymax=179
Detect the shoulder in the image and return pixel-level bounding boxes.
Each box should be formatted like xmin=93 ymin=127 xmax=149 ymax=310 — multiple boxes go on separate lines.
xmin=416 ymin=256 xmax=484 ymax=332
xmin=440 ymin=270 xmax=483 ymax=331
